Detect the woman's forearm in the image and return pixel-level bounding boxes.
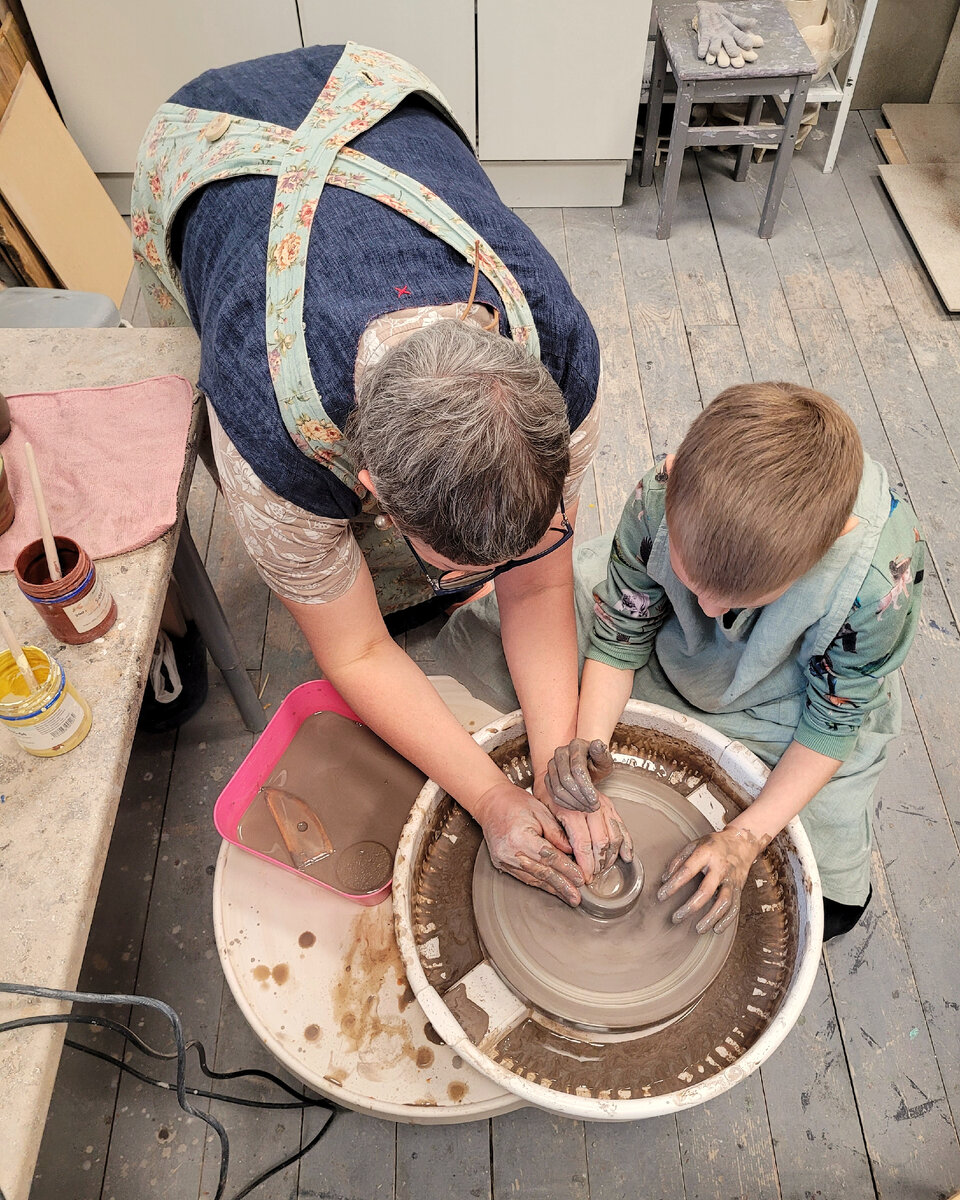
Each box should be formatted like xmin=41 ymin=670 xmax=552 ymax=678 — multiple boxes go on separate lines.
xmin=498 ymin=575 xmax=579 ymax=784
xmin=727 ymin=739 xmax=842 ymax=842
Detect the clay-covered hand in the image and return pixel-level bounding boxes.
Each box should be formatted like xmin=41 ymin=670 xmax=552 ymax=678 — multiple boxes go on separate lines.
xmin=657 ymin=825 xmax=768 ymax=933
xmin=475 ymin=780 xmax=586 ymax=906
xmin=549 ymin=791 xmax=634 ymax=885
xmin=544 ymin=737 xmax=614 ymax=812
xmin=693 ymin=1 xmax=764 ymax=68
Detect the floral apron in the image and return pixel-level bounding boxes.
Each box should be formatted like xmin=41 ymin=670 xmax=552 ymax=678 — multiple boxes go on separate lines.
xmin=435 ymin=458 xmax=897 ymax=904
xmin=131 ymin=43 xmax=541 ymax=614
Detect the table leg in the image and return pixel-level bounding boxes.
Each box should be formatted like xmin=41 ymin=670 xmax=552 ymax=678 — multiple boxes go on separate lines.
xmin=657 ymin=81 xmax=695 ymax=240
xmin=735 ymin=95 xmax=765 ymax=182
xmin=759 ymin=76 xmax=810 ymax=238
xmin=173 ymin=518 xmax=267 ymax=733
xmin=640 ymin=30 xmax=668 ymax=188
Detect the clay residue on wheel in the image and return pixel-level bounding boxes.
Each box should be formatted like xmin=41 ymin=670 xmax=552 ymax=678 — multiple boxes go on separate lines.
xmin=410 ymin=726 xmax=799 ymax=1099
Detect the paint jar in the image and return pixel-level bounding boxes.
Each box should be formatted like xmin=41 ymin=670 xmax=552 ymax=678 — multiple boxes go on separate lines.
xmin=0 ymin=645 xmax=92 ymax=756
xmin=14 ymin=536 xmax=117 ymax=645
xmin=0 ymin=454 xmax=13 ymax=536
xmin=0 ymin=391 xmax=9 ymax=444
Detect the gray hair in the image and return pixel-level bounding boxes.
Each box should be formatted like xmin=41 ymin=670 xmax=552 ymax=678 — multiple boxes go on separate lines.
xmin=346 ymin=320 xmax=570 ymax=564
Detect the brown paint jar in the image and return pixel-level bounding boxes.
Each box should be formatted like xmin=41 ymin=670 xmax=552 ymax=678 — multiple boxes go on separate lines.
xmin=0 ymin=455 xmax=13 ymax=536
xmin=14 ymin=536 xmax=117 ymax=644
xmin=0 ymin=392 xmax=10 ymax=444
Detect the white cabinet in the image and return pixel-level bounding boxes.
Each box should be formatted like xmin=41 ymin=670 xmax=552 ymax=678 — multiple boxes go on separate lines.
xmin=23 ymin=0 xmax=650 ymax=206
xmin=296 ymin=0 xmax=477 ymax=145
xmin=477 ymin=0 xmax=650 ymax=205
xmin=20 ymin=0 xmax=303 ymax=173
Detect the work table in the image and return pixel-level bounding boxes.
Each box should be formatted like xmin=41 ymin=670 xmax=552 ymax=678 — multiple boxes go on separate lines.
xmin=0 ymin=327 xmax=201 ymax=1200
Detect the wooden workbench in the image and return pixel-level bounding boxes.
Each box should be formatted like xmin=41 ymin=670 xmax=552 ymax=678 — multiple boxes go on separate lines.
xmin=0 ymin=327 xmax=201 ymax=1200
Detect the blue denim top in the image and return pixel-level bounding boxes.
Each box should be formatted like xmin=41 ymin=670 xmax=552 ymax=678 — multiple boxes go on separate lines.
xmin=170 ymin=45 xmax=601 ymax=518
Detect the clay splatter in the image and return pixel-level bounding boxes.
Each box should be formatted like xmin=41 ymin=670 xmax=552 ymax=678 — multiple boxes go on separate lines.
xmin=299 ymin=931 xmax=316 ymax=948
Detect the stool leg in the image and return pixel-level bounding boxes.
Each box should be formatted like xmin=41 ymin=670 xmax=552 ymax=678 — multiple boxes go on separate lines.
xmin=173 ymin=517 xmax=267 ymax=733
xmin=734 ymin=95 xmax=764 ymax=182
xmin=759 ymin=77 xmax=810 ymax=238
xmin=657 ymin=81 xmax=695 ymax=240
xmin=640 ymin=30 xmax=668 ymax=188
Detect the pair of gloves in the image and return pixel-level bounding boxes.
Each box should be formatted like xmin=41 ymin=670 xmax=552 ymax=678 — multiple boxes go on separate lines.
xmin=693 ymin=1 xmax=765 ymax=68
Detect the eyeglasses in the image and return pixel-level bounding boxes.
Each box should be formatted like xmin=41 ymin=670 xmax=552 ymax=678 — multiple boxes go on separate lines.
xmin=399 ymin=499 xmax=573 ymax=597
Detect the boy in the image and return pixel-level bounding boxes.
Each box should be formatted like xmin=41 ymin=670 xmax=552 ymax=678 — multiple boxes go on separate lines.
xmin=545 ymin=383 xmax=924 ymax=941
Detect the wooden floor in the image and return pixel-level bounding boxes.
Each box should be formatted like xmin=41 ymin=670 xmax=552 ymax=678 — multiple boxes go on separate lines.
xmin=29 ymin=110 xmax=960 ymax=1200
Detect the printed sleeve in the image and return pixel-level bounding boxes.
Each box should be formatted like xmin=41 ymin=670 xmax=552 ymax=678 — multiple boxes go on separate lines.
xmin=796 ymin=499 xmax=925 ymax=760
xmin=586 ymin=467 xmax=672 ymax=671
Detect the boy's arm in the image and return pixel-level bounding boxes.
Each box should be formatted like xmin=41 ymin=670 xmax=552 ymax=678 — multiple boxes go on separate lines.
xmin=545 ymin=470 xmax=673 ymax=813
xmin=658 ymin=740 xmax=841 ymax=933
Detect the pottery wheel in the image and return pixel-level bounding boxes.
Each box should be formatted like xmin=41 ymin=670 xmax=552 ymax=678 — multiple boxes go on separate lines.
xmin=473 ymin=766 xmax=737 ymax=1031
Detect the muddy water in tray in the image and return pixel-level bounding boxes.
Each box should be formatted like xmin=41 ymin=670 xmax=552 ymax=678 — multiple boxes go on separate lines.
xmin=236 ymin=712 xmax=426 ymax=896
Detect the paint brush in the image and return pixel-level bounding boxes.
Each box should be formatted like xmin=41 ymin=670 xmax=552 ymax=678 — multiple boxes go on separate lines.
xmin=23 ymin=442 xmax=62 ymax=581
xmin=0 ymin=607 xmax=39 ymax=692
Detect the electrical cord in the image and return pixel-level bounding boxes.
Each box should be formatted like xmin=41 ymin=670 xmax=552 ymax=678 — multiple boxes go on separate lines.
xmin=0 ymin=981 xmax=337 ymax=1200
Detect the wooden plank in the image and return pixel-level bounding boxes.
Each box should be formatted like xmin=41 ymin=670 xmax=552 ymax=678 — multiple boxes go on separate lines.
xmin=659 ymin=155 xmax=737 ymax=328
xmin=298 ymin=1106 xmax=396 ymax=1199
xmin=101 ymin=679 xmax=253 ymax=1200
xmin=563 ymin=206 xmax=651 ymax=532
xmin=745 ymin=167 xmax=841 ymax=313
xmin=697 ymin=151 xmax=810 ymax=383
xmin=760 ymin=962 xmax=876 ymax=1200
xmin=676 ymin=1071 xmax=780 ymax=1200
xmin=825 ymin=849 xmax=960 ymax=1200
xmin=898 ymin=559 xmax=960 ymax=838
xmin=397 ymin=1119 xmax=491 ymax=1200
xmin=614 ymin=166 xmax=702 ymax=458
xmin=792 ymin=138 xmax=960 ymax=603
xmin=687 ymin=323 xmax=752 ymax=397
xmin=0 ymin=193 xmax=58 ymax=287
xmin=492 ymin=1108 xmax=589 ymax=1200
xmin=834 ymin=115 xmax=960 ymax=479
xmin=871 ymin=687 xmax=960 ymax=1136
xmin=880 ymin=103 xmax=960 ymax=163
xmin=584 ymin=1116 xmax=684 ymax=1200
xmin=31 ymin=733 xmax=176 ymax=1200
xmin=877 ymin=163 xmax=960 ymax=312
xmin=0 ymin=12 xmax=28 ymax=112
xmin=0 ymin=65 xmax=132 ymax=306
xmin=875 ymin=127 xmax=908 ymax=165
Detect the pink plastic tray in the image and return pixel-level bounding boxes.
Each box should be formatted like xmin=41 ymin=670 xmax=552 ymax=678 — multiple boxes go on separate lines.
xmin=213 ymin=680 xmax=392 ymax=906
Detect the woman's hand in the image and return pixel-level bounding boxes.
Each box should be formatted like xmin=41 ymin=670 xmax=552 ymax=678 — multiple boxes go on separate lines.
xmin=546 ymin=790 xmax=633 ymax=885
xmin=657 ymin=826 xmax=769 ymax=934
xmin=474 ymin=780 xmax=586 ymax=906
xmin=544 ymin=737 xmax=614 ymax=812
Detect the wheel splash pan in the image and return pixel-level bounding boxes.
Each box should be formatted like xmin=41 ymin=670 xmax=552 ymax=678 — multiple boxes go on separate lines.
xmin=393 ymin=701 xmax=823 ymax=1121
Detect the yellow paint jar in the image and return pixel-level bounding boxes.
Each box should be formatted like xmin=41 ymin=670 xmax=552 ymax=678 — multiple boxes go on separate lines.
xmin=0 ymin=645 xmax=92 ymax=756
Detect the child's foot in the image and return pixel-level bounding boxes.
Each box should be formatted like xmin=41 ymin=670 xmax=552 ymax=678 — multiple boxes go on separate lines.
xmin=822 ymin=885 xmax=873 ymax=941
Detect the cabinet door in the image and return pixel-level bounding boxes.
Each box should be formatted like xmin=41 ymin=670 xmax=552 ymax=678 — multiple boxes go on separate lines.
xmin=477 ymin=0 xmax=650 ymax=161
xmin=296 ymin=0 xmax=476 ymax=145
xmin=20 ymin=0 xmax=303 ymax=173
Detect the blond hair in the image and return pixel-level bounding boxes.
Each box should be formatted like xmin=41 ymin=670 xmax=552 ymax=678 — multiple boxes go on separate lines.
xmin=666 ymin=383 xmax=863 ymax=599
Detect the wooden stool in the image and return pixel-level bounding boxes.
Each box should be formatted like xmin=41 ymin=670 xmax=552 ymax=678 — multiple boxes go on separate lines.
xmin=641 ymin=0 xmax=817 ymax=239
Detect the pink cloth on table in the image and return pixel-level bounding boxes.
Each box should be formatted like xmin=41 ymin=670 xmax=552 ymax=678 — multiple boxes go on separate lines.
xmin=0 ymin=374 xmax=195 ymax=573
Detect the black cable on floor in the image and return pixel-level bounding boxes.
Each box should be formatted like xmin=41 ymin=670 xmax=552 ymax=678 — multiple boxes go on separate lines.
xmin=0 ymin=981 xmax=336 ymax=1200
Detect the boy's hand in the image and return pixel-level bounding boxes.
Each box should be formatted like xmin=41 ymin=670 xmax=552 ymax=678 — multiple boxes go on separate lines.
xmin=547 ymin=791 xmax=634 ymax=885
xmin=545 ymin=737 xmax=614 ymax=812
xmin=475 ymin=780 xmax=585 ymax=907
xmin=657 ymin=826 xmax=768 ymax=933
